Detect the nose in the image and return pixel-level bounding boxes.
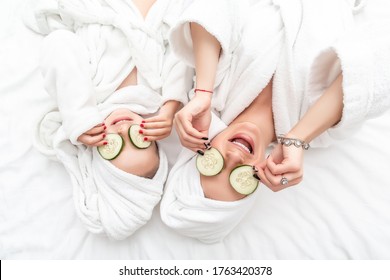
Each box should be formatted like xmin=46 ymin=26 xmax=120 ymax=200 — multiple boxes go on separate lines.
xmin=117 ymin=124 xmax=128 ymax=135
xmin=225 ymin=150 xmax=245 ymax=169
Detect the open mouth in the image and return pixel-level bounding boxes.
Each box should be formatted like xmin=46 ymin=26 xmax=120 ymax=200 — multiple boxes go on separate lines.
xmin=229 ymin=135 xmax=254 ymax=154
xmin=111 ymin=117 xmax=133 ymax=125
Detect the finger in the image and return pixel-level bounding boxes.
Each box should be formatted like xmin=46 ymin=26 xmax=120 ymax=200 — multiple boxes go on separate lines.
xmin=177 ymin=135 xmax=207 ymax=153
xmin=174 ymin=118 xmax=208 ymax=146
xmin=93 ymin=139 xmax=109 ymax=147
xmin=175 ymin=113 xmax=209 ymax=139
xmin=144 ymin=134 xmax=169 ymax=142
xmin=267 ymin=158 xmax=302 ymax=176
xmin=255 ymin=166 xmax=273 ymax=189
xmin=143 ymin=115 xmax=165 ymax=123
xmin=78 ymin=133 xmax=107 ymax=146
xmin=264 ymin=167 xmax=302 ymax=189
xmin=267 ymin=177 xmax=302 ymax=192
xmin=84 ymin=124 xmax=106 ymax=136
xmin=141 ymin=127 xmax=171 ymax=137
xmin=141 ymin=121 xmax=170 ymax=130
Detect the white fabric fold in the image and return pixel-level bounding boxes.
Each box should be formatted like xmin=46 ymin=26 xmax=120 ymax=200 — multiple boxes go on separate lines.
xmin=306 ymin=18 xmax=390 ymax=144
xmin=24 ymin=0 xmax=192 ymax=104
xmin=160 ymin=114 xmax=260 ymax=244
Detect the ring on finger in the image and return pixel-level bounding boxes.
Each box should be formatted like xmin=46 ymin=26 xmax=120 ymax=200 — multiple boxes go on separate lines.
xmin=280 ymin=176 xmax=289 ymax=186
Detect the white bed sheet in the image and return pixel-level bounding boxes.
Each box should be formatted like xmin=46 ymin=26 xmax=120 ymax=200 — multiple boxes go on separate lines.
xmin=1 ymin=0 xmax=390 ymax=260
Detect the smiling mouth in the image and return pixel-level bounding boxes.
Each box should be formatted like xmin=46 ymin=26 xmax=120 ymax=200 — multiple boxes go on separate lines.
xmin=230 ymin=137 xmax=254 ymax=154
xmin=112 ymin=117 xmax=133 ymax=125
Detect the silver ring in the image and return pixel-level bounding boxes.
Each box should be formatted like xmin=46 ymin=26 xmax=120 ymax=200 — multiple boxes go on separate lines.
xmin=280 ymin=177 xmax=288 ymax=186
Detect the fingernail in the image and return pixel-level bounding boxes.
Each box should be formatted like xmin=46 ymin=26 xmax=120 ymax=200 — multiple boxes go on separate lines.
xmin=101 ymin=123 xmax=105 ymax=126
xmin=103 ymin=141 xmax=108 ymax=145
xmin=102 ymin=134 xmax=106 ymax=139
xmin=197 ymin=150 xmax=204 ymax=156
xmin=253 ymin=174 xmax=261 ymax=181
xmin=144 ymin=137 xmax=148 ymax=141
xmin=139 ymin=130 xmax=143 ymax=134
xmin=142 ymin=120 xmax=146 ymax=123
xmin=201 ymin=137 xmax=209 ymax=140
xmin=103 ymin=125 xmax=107 ymax=130
xmin=204 ymin=142 xmax=211 ymax=150
xmin=140 ymin=124 xmax=145 ymax=128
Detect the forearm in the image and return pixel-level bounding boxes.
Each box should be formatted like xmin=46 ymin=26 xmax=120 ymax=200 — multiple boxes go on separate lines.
xmin=161 ymin=100 xmax=182 ymax=118
xmin=287 ymin=74 xmax=344 ymax=142
xmin=190 ymin=22 xmax=221 ymax=92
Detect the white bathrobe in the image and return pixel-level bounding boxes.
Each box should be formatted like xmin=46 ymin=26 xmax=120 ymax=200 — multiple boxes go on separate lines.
xmin=169 ymin=0 xmax=390 ymax=147
xmin=24 ymin=0 xmax=193 ymax=106
xmin=162 ymin=0 xmax=390 ymax=242
xmin=26 ymin=0 xmax=193 ymax=240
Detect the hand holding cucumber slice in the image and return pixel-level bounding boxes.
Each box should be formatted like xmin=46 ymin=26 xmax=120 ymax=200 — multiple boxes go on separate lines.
xmin=229 ymin=165 xmax=259 ymax=195
xmin=129 ymin=124 xmax=151 ymax=149
xmin=196 ymin=147 xmax=224 ymax=176
xmin=97 ymin=134 xmax=124 ymax=160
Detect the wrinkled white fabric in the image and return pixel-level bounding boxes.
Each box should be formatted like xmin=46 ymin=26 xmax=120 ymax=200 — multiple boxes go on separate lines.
xmin=24 ymin=0 xmax=193 ymax=104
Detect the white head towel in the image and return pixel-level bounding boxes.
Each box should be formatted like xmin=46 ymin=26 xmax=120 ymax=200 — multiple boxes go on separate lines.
xmin=34 ymin=85 xmax=168 ymax=240
xmin=160 ymin=113 xmax=260 ymax=244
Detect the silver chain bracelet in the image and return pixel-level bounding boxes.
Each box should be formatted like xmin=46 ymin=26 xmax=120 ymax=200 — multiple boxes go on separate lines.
xmin=277 ymin=135 xmax=310 ymax=150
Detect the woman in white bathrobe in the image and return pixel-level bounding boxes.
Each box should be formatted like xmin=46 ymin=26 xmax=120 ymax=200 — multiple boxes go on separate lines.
xmin=28 ymin=0 xmax=193 ymax=240
xmin=171 ymin=0 xmax=390 ymax=191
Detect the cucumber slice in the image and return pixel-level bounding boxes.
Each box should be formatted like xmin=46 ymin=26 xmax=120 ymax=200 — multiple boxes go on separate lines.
xmin=97 ymin=134 xmax=124 ymax=160
xmin=196 ymin=147 xmax=224 ymax=176
xmin=229 ymin=165 xmax=259 ymax=195
xmin=129 ymin=124 xmax=151 ymax=149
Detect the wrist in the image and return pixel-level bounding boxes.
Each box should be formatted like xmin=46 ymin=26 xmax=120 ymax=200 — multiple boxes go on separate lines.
xmin=194 ymin=90 xmax=212 ymax=102
xmin=277 ymin=134 xmax=310 ymax=150
xmin=161 ymin=100 xmax=180 ymax=117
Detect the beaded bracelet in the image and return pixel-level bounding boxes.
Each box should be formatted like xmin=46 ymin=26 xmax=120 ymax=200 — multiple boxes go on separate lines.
xmin=277 ymin=135 xmax=310 ymax=150
xmin=194 ymin=88 xmax=214 ymax=94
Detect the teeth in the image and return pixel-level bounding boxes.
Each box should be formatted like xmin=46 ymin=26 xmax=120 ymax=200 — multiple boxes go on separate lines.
xmin=116 ymin=120 xmax=129 ymax=124
xmin=232 ymin=141 xmax=251 ymax=154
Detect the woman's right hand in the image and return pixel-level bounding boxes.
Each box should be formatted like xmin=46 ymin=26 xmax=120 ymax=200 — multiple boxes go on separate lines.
xmin=77 ymin=123 xmax=107 ymax=147
xmin=174 ymin=92 xmax=212 ymax=153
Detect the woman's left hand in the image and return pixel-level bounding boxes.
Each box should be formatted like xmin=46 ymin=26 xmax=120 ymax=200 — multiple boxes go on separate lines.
xmin=256 ymin=143 xmax=304 ymax=192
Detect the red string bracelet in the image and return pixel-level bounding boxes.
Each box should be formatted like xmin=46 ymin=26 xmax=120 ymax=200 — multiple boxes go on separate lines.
xmin=194 ymin=88 xmax=213 ymax=94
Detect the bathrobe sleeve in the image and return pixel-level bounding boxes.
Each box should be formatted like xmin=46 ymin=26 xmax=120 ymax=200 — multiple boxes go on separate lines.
xmin=160 ymin=1 xmax=194 ymax=105
xmin=307 ymin=19 xmax=390 ymax=142
xmin=40 ymin=29 xmax=103 ymax=145
xmin=168 ymin=0 xmax=244 ymax=68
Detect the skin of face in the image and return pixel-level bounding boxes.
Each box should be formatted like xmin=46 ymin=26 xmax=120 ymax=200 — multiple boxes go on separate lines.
xmin=200 ymin=121 xmax=266 ymax=201
xmin=104 ymin=108 xmax=159 ymax=179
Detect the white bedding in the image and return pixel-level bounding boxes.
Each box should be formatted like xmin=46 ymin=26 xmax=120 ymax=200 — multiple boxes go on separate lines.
xmin=1 ymin=0 xmax=390 ymax=259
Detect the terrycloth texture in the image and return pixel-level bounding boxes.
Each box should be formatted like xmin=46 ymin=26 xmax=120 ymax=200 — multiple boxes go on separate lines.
xmin=169 ymin=0 xmax=284 ymax=124
xmin=306 ymin=2 xmax=390 ymax=142
xmin=271 ymin=0 xmax=390 ymax=147
xmin=35 ymin=84 xmax=168 ymax=240
xmin=24 ymin=0 xmax=193 ymax=105
xmin=170 ymin=0 xmax=390 ymax=148
xmin=160 ymin=113 xmax=260 ymax=244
